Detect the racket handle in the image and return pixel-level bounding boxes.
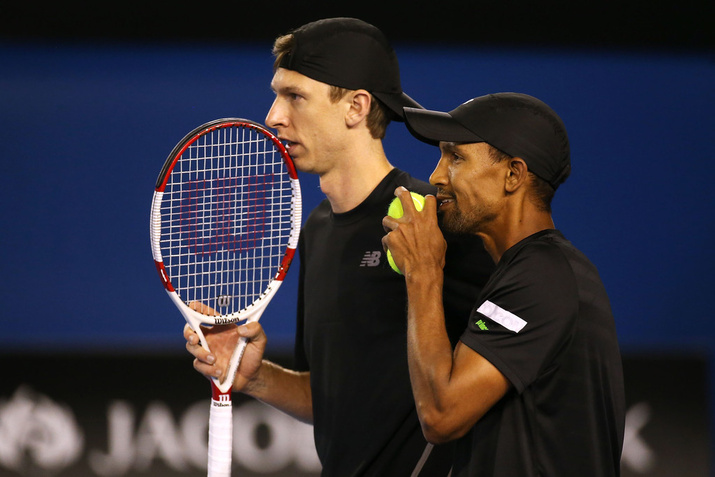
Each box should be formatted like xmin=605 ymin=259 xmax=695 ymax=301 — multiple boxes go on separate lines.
xmin=208 ymin=383 xmax=232 ymax=477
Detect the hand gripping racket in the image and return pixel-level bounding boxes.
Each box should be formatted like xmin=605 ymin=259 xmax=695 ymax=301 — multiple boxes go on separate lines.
xmin=149 ymin=118 xmax=301 ymax=476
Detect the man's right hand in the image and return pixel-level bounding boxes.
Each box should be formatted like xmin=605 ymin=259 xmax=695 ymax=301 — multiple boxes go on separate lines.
xmin=183 ymin=317 xmax=268 ymax=393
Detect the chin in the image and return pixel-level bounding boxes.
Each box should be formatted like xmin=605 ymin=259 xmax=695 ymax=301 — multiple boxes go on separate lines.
xmin=441 ymin=211 xmax=481 ymax=236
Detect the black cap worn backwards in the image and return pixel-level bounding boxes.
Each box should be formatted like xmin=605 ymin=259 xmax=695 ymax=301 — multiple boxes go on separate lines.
xmin=404 ymin=93 xmax=571 ymax=189
xmin=278 ymin=17 xmax=422 ymax=121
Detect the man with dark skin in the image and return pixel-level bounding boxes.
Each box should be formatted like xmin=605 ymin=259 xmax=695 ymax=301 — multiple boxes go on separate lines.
xmin=383 ymin=93 xmax=625 ymax=476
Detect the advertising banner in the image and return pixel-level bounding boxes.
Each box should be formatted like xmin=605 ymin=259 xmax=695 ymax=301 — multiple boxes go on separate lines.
xmin=0 ymin=353 xmax=708 ymax=476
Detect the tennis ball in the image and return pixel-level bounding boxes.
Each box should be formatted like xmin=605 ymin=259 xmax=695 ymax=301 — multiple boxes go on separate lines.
xmin=387 ymin=192 xmax=425 ymax=220
xmin=387 ymin=250 xmax=401 ymax=274
xmin=386 ymin=192 xmax=425 ymax=274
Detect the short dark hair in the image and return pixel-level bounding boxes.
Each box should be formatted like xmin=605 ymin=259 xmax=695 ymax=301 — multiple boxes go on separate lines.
xmin=488 ymin=145 xmax=554 ymax=212
xmin=272 ymin=32 xmax=390 ymax=139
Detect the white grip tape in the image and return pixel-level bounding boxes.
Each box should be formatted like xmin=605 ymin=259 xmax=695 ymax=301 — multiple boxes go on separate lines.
xmin=208 ymin=398 xmax=232 ymax=477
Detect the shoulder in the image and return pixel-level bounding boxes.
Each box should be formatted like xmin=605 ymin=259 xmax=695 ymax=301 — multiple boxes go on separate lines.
xmin=507 ymin=231 xmax=574 ymax=274
xmin=302 ymin=199 xmax=331 ymax=231
xmin=493 ymin=232 xmax=580 ymax=310
xmin=390 ymin=169 xmax=436 ymax=197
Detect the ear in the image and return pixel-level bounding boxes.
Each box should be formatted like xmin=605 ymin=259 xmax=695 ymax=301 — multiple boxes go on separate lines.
xmin=345 ymin=90 xmax=372 ymax=128
xmin=505 ymin=157 xmax=529 ymax=193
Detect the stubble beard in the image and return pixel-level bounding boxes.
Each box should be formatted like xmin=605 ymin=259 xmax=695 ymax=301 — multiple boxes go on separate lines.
xmin=440 ymin=203 xmax=495 ymax=236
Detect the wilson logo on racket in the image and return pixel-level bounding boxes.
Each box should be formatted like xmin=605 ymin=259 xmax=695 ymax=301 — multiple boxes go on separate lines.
xmin=216 ymin=295 xmax=233 ymax=308
xmin=212 ymin=394 xmax=232 ymax=407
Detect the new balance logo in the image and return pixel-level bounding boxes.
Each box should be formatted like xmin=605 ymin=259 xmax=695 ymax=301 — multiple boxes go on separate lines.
xmin=360 ymin=251 xmax=382 ymax=267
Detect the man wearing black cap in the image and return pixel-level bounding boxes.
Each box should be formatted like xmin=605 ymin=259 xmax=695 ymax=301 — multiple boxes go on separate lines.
xmin=383 ymin=93 xmax=625 ymax=476
xmin=185 ymin=18 xmax=493 ymax=476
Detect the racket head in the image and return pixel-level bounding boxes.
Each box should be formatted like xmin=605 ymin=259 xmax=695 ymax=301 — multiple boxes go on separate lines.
xmin=150 ymin=118 xmax=301 ymax=327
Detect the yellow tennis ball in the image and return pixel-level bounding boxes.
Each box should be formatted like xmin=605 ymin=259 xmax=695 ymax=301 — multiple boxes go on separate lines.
xmin=387 ymin=249 xmax=401 ymax=274
xmin=387 ymin=192 xmax=425 ymax=219
xmin=386 ymin=192 xmax=425 ymax=274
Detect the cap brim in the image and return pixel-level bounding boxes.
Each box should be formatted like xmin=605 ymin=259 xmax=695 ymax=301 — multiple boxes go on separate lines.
xmin=373 ymin=91 xmax=423 ymax=121
xmin=403 ymin=107 xmax=485 ymax=146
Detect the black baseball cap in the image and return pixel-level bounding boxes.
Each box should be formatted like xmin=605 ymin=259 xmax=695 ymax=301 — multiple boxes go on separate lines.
xmin=404 ymin=93 xmax=571 ymax=189
xmin=277 ymin=17 xmax=422 ymax=121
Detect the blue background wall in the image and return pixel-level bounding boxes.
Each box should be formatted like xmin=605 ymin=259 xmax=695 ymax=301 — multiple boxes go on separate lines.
xmin=2 ymin=43 xmax=713 ymax=354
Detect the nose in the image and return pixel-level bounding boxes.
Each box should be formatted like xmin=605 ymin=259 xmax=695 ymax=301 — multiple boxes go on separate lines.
xmin=265 ymin=98 xmax=286 ymax=130
xmin=429 ymin=155 xmax=449 ymax=187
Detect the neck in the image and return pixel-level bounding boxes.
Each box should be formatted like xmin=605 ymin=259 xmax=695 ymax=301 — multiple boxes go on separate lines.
xmin=478 ymin=210 xmax=555 ymax=263
xmin=320 ymin=139 xmax=393 ymax=213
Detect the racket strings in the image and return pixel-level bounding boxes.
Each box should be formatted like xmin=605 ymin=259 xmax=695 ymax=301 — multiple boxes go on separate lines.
xmin=159 ymin=125 xmax=294 ymax=316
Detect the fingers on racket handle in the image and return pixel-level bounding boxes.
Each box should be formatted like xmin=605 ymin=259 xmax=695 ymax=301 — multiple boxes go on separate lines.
xmin=215 ymin=336 xmax=250 ymax=394
xmin=208 ymin=390 xmax=233 ymax=477
xmin=234 ymin=335 xmax=249 ymax=367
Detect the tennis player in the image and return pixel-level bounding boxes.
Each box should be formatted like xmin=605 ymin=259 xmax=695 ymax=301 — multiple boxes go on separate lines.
xmin=383 ymin=93 xmax=625 ymax=476
xmin=185 ymin=18 xmax=494 ymax=476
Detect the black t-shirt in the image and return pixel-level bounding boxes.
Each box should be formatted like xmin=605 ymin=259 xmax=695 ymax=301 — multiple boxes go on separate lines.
xmin=295 ymin=168 xmax=494 ymax=476
xmin=457 ymin=229 xmax=625 ymax=477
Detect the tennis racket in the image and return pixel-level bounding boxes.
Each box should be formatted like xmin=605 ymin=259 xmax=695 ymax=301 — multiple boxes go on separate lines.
xmin=149 ymin=118 xmax=301 ymax=476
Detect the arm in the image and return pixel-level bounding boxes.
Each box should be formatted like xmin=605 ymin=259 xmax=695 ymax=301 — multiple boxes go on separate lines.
xmin=382 ymin=187 xmax=510 ymax=443
xmin=184 ymin=322 xmax=313 ymax=424
xmin=404 ymin=270 xmax=509 ymax=443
